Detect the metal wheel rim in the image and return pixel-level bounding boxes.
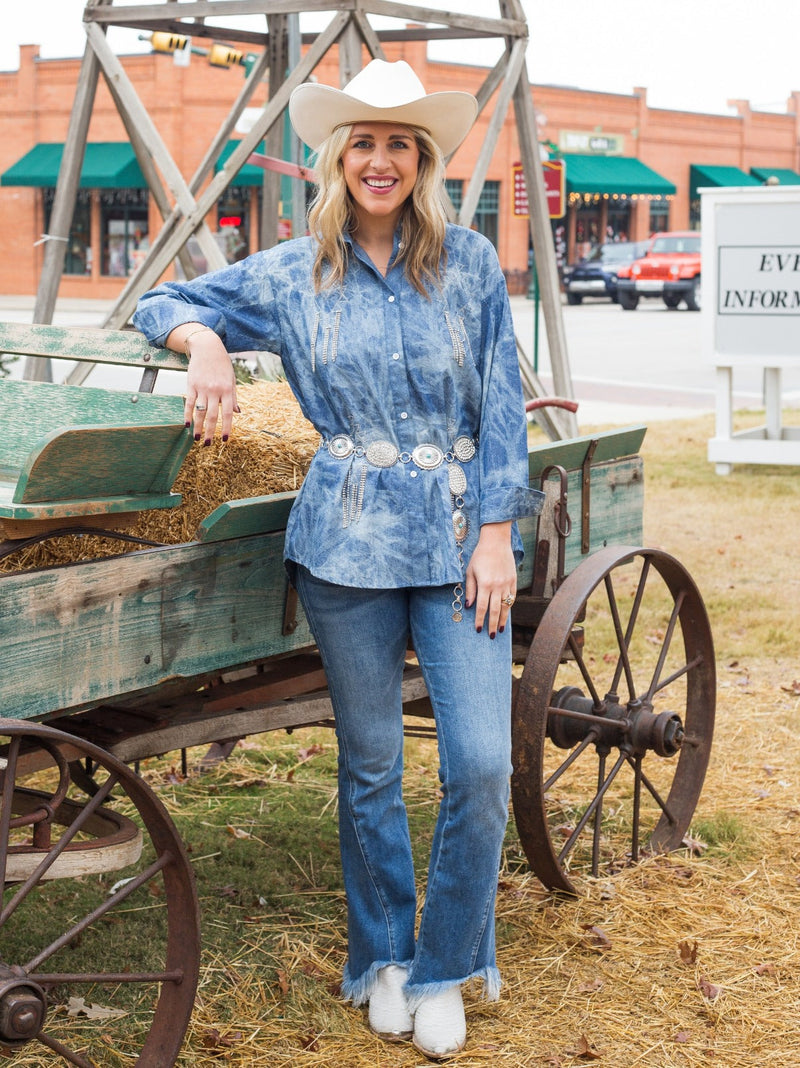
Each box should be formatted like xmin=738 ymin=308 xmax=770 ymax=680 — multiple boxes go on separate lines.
xmin=0 ymin=720 xmax=200 ymax=1066
xmin=511 ymin=546 xmax=716 ymax=895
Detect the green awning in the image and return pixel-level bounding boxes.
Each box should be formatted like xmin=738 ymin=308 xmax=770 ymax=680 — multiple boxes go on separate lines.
xmin=1 ymin=142 xmax=146 ymax=188
xmin=215 ymin=140 xmax=267 ymax=186
xmin=689 ymin=164 xmax=760 ymax=199
xmin=561 ymin=154 xmax=676 ymax=196
xmin=750 ymin=166 xmax=800 ymax=185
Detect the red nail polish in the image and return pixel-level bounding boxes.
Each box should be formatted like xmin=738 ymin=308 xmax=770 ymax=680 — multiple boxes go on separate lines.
xmin=499 ymin=625 xmax=505 ymax=634
xmin=490 ymin=632 xmax=496 ymax=640
xmin=203 ymin=438 xmax=211 ymax=447
xmin=476 ymin=625 xmax=482 ymax=634
xmin=222 ymin=434 xmax=229 ymax=442
xmin=184 ymin=421 xmax=191 ymax=428
xmin=194 ymin=434 xmax=201 ymax=442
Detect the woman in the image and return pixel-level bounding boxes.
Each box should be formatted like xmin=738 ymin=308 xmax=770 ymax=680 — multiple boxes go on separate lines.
xmin=134 ymin=59 xmax=543 ymax=1061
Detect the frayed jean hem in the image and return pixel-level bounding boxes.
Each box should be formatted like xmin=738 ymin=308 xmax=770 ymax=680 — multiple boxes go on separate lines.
xmin=341 ymin=959 xmax=414 ymax=1008
xmin=404 ymin=965 xmax=502 ymax=1014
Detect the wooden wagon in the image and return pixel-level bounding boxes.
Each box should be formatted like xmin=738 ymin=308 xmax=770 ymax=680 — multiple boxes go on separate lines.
xmin=0 ymin=324 xmax=715 ymax=1066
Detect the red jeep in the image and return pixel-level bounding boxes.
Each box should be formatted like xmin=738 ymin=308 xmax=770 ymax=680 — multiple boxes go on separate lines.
xmin=615 ymin=231 xmax=702 ymax=311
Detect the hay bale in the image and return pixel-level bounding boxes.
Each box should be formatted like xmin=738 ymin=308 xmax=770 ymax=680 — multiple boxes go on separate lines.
xmin=0 ymin=381 xmax=317 ymax=574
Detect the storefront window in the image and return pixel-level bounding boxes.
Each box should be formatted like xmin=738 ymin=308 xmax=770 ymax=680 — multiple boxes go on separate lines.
xmin=42 ymin=188 xmax=91 ymax=276
xmin=574 ymin=202 xmax=601 ymax=258
xmin=606 ymin=203 xmax=632 ymax=243
xmin=445 ymin=179 xmax=500 ymax=248
xmin=99 ymin=189 xmax=149 ymax=277
xmin=649 ymin=197 xmax=670 ymax=234
xmin=216 ymin=187 xmax=250 ymax=263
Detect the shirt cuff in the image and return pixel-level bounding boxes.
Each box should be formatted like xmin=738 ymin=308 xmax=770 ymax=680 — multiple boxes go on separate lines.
xmin=479 ymin=486 xmax=545 ymax=526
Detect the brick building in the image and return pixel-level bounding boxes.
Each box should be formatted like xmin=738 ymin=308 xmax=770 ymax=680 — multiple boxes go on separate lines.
xmin=1 ymin=37 xmax=799 ymax=300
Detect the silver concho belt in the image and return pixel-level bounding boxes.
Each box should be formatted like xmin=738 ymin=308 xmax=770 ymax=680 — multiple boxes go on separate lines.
xmin=322 ymin=434 xmax=476 ymax=471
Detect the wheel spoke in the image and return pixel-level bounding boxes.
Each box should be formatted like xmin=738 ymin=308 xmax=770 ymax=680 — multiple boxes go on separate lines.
xmin=542 ymin=731 xmax=598 ymax=792
xmin=566 ymin=631 xmax=604 ymax=706
xmin=644 ymin=589 xmax=685 ymax=701
xmin=24 ymin=852 xmax=172 ymax=972
xmin=625 ymin=755 xmax=677 ymax=824
xmin=31 ymin=968 xmax=186 ymax=985
xmin=557 ymin=749 xmax=627 ymax=864
xmin=591 ymin=752 xmax=607 ymax=877
xmin=604 ymin=572 xmax=637 ymax=698
xmin=37 ymin=1031 xmax=96 ymax=1068
xmin=610 ymin=556 xmax=651 ymax=695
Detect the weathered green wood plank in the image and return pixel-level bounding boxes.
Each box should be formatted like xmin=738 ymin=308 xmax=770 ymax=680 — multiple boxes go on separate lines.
xmin=0 ymin=321 xmax=187 ymax=372
xmin=517 ymin=456 xmax=644 ymax=587
xmin=0 ymin=532 xmax=314 ymax=722
xmin=10 ymin=424 xmax=190 ymax=510
xmin=197 ymin=492 xmax=297 ymax=542
xmin=528 ymin=425 xmax=647 ymax=481
xmin=0 ymin=379 xmax=186 ymax=468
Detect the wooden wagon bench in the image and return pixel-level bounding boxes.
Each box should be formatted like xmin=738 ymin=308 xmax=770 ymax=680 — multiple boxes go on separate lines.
xmin=0 ymin=321 xmax=715 ymax=1067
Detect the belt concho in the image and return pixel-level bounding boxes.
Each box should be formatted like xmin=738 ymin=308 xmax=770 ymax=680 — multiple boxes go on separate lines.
xmin=324 ymin=434 xmax=475 ymax=473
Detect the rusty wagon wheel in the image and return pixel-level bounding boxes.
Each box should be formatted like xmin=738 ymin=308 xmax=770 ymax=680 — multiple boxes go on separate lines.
xmin=511 ymin=546 xmax=715 ymax=895
xmin=0 ymin=720 xmax=200 ymax=1066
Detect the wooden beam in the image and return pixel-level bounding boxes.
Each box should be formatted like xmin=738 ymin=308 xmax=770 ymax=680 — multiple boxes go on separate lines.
xmin=512 ymin=65 xmax=577 ymax=438
xmin=458 ymin=39 xmax=526 ymax=229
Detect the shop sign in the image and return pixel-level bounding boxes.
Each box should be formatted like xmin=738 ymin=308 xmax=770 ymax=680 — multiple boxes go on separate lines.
xmin=512 ymin=160 xmax=566 ymax=219
xmin=558 ymin=130 xmax=625 ymax=155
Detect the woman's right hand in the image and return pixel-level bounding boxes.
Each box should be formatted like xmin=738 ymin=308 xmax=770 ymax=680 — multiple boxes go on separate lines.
xmin=166 ymin=324 xmax=239 ymax=443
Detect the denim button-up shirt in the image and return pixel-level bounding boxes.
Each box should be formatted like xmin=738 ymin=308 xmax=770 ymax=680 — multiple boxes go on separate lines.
xmin=133 ymin=224 xmax=543 ymax=589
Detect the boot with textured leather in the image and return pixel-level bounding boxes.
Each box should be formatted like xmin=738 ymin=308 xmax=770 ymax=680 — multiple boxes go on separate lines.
xmin=367 ymin=965 xmax=413 ymax=1042
xmin=412 ymin=985 xmax=467 ymax=1060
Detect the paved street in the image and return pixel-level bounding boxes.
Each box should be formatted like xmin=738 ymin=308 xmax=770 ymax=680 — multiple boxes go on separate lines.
xmin=510 ymin=295 xmax=800 ymax=426
xmin=3 ymin=292 xmax=799 ymax=427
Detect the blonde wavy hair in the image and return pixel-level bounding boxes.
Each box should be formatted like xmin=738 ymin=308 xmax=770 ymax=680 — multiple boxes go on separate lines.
xmin=307 ymin=123 xmax=448 ymax=296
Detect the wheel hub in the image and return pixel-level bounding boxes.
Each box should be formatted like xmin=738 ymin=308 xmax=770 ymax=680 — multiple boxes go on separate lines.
xmin=548 ymin=686 xmax=685 ymax=757
xmin=0 ymin=965 xmax=46 ymax=1047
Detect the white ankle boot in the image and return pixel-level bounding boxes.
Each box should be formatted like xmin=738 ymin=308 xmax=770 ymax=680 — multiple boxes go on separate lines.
xmin=412 ymin=985 xmax=467 ymax=1060
xmin=368 ymin=965 xmax=413 ymax=1042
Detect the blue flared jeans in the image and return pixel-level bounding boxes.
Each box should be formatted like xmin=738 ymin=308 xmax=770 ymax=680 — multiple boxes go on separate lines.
xmin=293 ymin=566 xmax=512 ymax=1010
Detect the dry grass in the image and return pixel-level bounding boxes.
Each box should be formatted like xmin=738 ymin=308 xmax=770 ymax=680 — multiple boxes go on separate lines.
xmin=6 ymin=409 xmax=800 ymax=1066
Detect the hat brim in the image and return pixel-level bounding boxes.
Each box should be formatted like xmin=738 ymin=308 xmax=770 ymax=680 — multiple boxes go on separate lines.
xmin=289 ymin=83 xmax=478 ymax=158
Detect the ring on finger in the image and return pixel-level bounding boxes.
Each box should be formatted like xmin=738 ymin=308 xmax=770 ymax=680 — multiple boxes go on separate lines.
xmin=502 ymin=595 xmax=515 ymax=607
xmin=195 ymin=404 xmax=207 ymax=411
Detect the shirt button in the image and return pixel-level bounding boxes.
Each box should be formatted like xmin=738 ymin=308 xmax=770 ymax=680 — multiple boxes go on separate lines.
xmin=392 ymin=352 xmax=400 ymax=360
xmin=400 ymin=411 xmax=408 ymax=420
xmin=409 ymin=470 xmax=418 ymax=478
xmin=388 ymin=295 xmax=395 ymax=303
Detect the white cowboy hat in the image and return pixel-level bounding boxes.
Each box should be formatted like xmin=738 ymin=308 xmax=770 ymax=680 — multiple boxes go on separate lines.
xmin=289 ymin=59 xmax=478 ymax=157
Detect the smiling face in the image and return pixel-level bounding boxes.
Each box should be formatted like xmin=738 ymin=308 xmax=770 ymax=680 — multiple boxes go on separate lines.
xmin=341 ymin=123 xmax=421 ymax=229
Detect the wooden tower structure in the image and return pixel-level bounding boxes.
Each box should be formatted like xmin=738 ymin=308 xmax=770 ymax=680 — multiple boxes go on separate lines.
xmin=31 ymin=0 xmax=576 ymax=437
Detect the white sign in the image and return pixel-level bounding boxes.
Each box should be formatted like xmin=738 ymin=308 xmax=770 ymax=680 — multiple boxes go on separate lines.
xmin=701 ymin=185 xmax=800 ymax=472
xmin=702 ymin=188 xmax=800 ymax=364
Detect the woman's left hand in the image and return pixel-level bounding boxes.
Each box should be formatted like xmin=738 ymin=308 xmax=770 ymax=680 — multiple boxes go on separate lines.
xmin=465 ymin=521 xmax=516 ymax=637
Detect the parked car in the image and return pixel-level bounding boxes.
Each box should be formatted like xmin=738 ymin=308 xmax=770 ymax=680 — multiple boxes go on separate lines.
xmin=562 ymin=241 xmax=650 ymax=304
xmin=615 ymin=231 xmax=702 ymax=311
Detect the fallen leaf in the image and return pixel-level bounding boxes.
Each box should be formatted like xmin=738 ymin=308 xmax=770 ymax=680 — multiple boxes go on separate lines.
xmin=674 ymin=1030 xmax=691 ymax=1043
xmin=226 ymin=824 xmax=251 ymax=839
xmin=697 ymin=976 xmax=722 ymax=1001
xmin=572 ymin=1033 xmax=602 ymax=1060
xmin=298 ymin=743 xmax=324 ymax=762
xmin=276 ymin=969 xmax=290 ymax=997
xmin=679 ymin=939 xmax=698 ymax=964
xmin=580 ymin=924 xmax=612 ymax=951
xmin=66 ymin=997 xmax=125 ymax=1021
xmin=754 ymin=962 xmax=776 ymax=976
xmin=681 ymin=834 xmax=706 ymax=856
xmin=577 ymin=978 xmax=604 ymax=993
xmin=201 ymin=1028 xmax=243 ymax=1050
